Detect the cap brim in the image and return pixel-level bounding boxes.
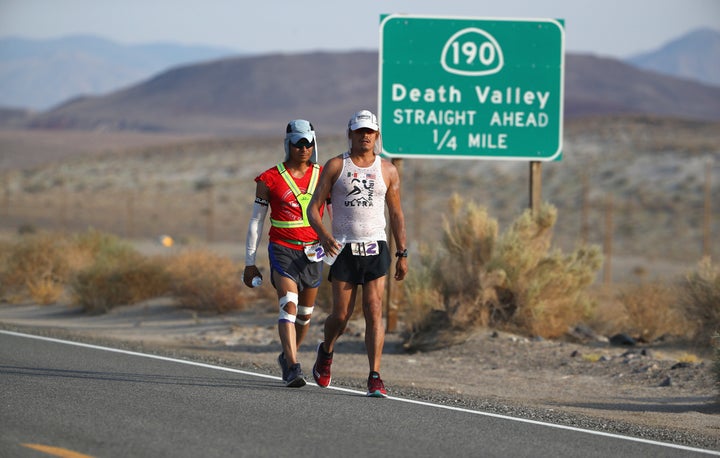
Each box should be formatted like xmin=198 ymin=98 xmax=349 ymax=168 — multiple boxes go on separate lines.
xmin=349 ymin=121 xmax=378 ymax=131
xmin=288 ymin=132 xmax=314 ymax=143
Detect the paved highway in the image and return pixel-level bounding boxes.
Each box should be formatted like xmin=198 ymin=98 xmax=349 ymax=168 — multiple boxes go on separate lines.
xmin=1 ymin=330 xmax=717 ymax=457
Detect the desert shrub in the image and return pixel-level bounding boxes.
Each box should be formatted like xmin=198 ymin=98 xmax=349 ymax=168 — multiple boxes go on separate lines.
xmin=0 ymin=239 xmax=14 ymax=298
xmin=71 ymin=228 xmax=123 ymax=258
xmin=62 ymin=228 xmax=127 ymax=279
xmin=71 ymin=241 xmax=170 ymax=313
xmin=405 ymin=194 xmax=603 ymax=340
xmin=490 ymin=204 xmax=602 ymax=337
xmin=616 ymin=282 xmax=688 ymax=342
xmin=166 ymin=250 xmax=247 ymax=312
xmin=0 ymin=229 xmax=131 ymax=305
xmin=0 ymin=232 xmax=72 ymax=304
xmin=434 ymin=194 xmax=498 ymax=302
xmin=506 ymin=246 xmax=602 ymax=338
xmin=403 ymin=244 xmax=445 ymax=332
xmin=17 ymin=224 xmax=37 ymax=235
xmin=678 ymin=257 xmax=720 ymax=346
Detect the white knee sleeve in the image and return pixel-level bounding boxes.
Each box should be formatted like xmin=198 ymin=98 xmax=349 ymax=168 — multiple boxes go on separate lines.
xmin=278 ymin=292 xmax=299 ymax=324
xmin=295 ymin=305 xmax=314 ymax=326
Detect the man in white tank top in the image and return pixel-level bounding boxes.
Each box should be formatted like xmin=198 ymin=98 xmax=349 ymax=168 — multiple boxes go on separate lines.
xmin=307 ymin=110 xmax=408 ymax=397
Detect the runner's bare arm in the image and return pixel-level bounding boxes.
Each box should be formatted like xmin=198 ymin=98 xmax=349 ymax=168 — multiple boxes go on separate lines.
xmin=383 ymin=160 xmax=408 ymax=280
xmin=308 ymin=156 xmax=342 ymax=255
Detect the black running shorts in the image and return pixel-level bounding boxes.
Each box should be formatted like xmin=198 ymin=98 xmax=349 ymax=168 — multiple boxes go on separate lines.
xmin=329 ymin=241 xmax=391 ymax=285
xmin=268 ymin=243 xmax=323 ymax=290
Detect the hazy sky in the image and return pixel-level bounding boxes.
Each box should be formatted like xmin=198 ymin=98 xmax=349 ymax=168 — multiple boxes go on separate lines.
xmin=1 ymin=0 xmax=718 ymax=58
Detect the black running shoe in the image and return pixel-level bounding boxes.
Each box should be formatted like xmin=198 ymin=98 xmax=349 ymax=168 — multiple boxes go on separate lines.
xmin=285 ymin=363 xmax=306 ymax=388
xmin=277 ymin=352 xmax=289 ymax=382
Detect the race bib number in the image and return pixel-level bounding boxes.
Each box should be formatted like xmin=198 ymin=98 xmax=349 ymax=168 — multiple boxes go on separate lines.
xmin=350 ymin=241 xmax=379 ymax=256
xmin=304 ymin=243 xmax=324 ymax=263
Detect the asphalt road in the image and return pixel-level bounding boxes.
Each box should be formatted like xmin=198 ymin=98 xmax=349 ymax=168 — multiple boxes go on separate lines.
xmin=1 ymin=330 xmax=716 ymax=458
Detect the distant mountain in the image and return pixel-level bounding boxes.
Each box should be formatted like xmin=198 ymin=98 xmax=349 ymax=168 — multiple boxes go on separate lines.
xmin=626 ymin=28 xmax=720 ymax=87
xmin=564 ymin=54 xmax=720 ymax=119
xmin=0 ymin=107 xmax=33 ymax=127
xmin=27 ymin=51 xmax=379 ymax=136
xmin=23 ymin=49 xmax=720 ymax=136
xmin=3 ymin=28 xmax=718 ymax=114
xmin=0 ymin=35 xmax=242 ymax=110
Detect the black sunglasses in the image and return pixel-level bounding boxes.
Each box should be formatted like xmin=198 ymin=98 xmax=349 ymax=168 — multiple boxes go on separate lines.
xmin=291 ymin=139 xmax=315 ymax=148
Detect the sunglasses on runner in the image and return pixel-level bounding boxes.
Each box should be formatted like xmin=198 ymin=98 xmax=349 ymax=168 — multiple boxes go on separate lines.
xmin=291 ymin=139 xmax=315 ymax=148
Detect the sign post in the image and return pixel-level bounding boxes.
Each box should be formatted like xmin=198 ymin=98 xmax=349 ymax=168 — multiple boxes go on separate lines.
xmin=379 ymin=15 xmax=564 ymax=161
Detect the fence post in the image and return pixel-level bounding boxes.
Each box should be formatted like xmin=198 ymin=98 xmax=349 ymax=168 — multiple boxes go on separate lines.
xmin=703 ymin=157 xmax=713 ymax=259
xmin=59 ymin=184 xmax=68 ymax=230
xmin=206 ymin=185 xmax=215 ymax=243
xmin=581 ymin=173 xmax=590 ymax=245
xmin=603 ymin=194 xmax=614 ymax=285
xmin=2 ymin=185 xmax=9 ymax=222
xmin=125 ymin=191 xmax=135 ymax=238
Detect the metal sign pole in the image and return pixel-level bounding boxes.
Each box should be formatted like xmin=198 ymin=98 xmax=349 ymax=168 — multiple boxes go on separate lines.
xmin=530 ymin=161 xmax=542 ymax=214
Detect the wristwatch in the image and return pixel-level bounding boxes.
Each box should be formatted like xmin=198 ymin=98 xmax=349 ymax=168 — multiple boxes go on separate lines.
xmin=395 ymin=249 xmax=408 ymax=258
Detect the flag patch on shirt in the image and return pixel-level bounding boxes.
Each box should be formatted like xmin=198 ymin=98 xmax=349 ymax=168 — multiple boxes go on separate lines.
xmin=347 ymin=172 xmax=376 ymax=180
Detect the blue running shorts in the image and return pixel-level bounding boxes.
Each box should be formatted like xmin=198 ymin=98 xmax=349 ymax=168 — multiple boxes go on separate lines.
xmin=268 ymin=243 xmax=323 ymax=290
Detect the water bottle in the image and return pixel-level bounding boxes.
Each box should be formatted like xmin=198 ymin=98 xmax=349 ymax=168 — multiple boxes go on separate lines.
xmin=243 ymin=273 xmax=263 ymax=288
xmin=322 ymin=238 xmax=346 ymax=266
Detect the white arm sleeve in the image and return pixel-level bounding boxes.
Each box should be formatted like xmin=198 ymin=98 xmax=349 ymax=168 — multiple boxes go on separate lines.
xmin=245 ymin=201 xmax=268 ymax=266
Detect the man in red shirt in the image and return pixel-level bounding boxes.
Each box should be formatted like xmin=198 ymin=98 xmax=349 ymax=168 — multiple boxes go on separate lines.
xmin=243 ymin=119 xmax=326 ymax=387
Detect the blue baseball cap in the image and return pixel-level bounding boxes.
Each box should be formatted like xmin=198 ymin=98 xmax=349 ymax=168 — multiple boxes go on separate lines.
xmin=284 ymin=119 xmax=318 ymax=163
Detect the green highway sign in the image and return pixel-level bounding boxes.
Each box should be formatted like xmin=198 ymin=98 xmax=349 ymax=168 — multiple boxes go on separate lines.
xmin=379 ymin=15 xmax=565 ymax=161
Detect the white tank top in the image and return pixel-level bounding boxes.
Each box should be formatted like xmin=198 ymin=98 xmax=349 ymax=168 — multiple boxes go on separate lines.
xmin=330 ymin=151 xmax=387 ymax=242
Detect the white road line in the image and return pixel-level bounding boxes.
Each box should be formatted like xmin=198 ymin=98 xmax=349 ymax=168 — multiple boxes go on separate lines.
xmin=3 ymin=329 xmax=718 ymax=456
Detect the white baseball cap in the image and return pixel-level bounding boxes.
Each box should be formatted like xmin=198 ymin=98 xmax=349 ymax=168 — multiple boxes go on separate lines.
xmin=348 ymin=110 xmax=379 ymax=131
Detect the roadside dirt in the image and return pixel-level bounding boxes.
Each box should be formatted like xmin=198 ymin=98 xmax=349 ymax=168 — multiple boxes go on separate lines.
xmin=1 ymin=299 xmax=717 ymax=448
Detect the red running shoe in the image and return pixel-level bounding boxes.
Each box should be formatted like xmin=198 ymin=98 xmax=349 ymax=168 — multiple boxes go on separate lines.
xmin=366 ymin=371 xmax=387 ymax=398
xmin=312 ymin=342 xmax=333 ymax=388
